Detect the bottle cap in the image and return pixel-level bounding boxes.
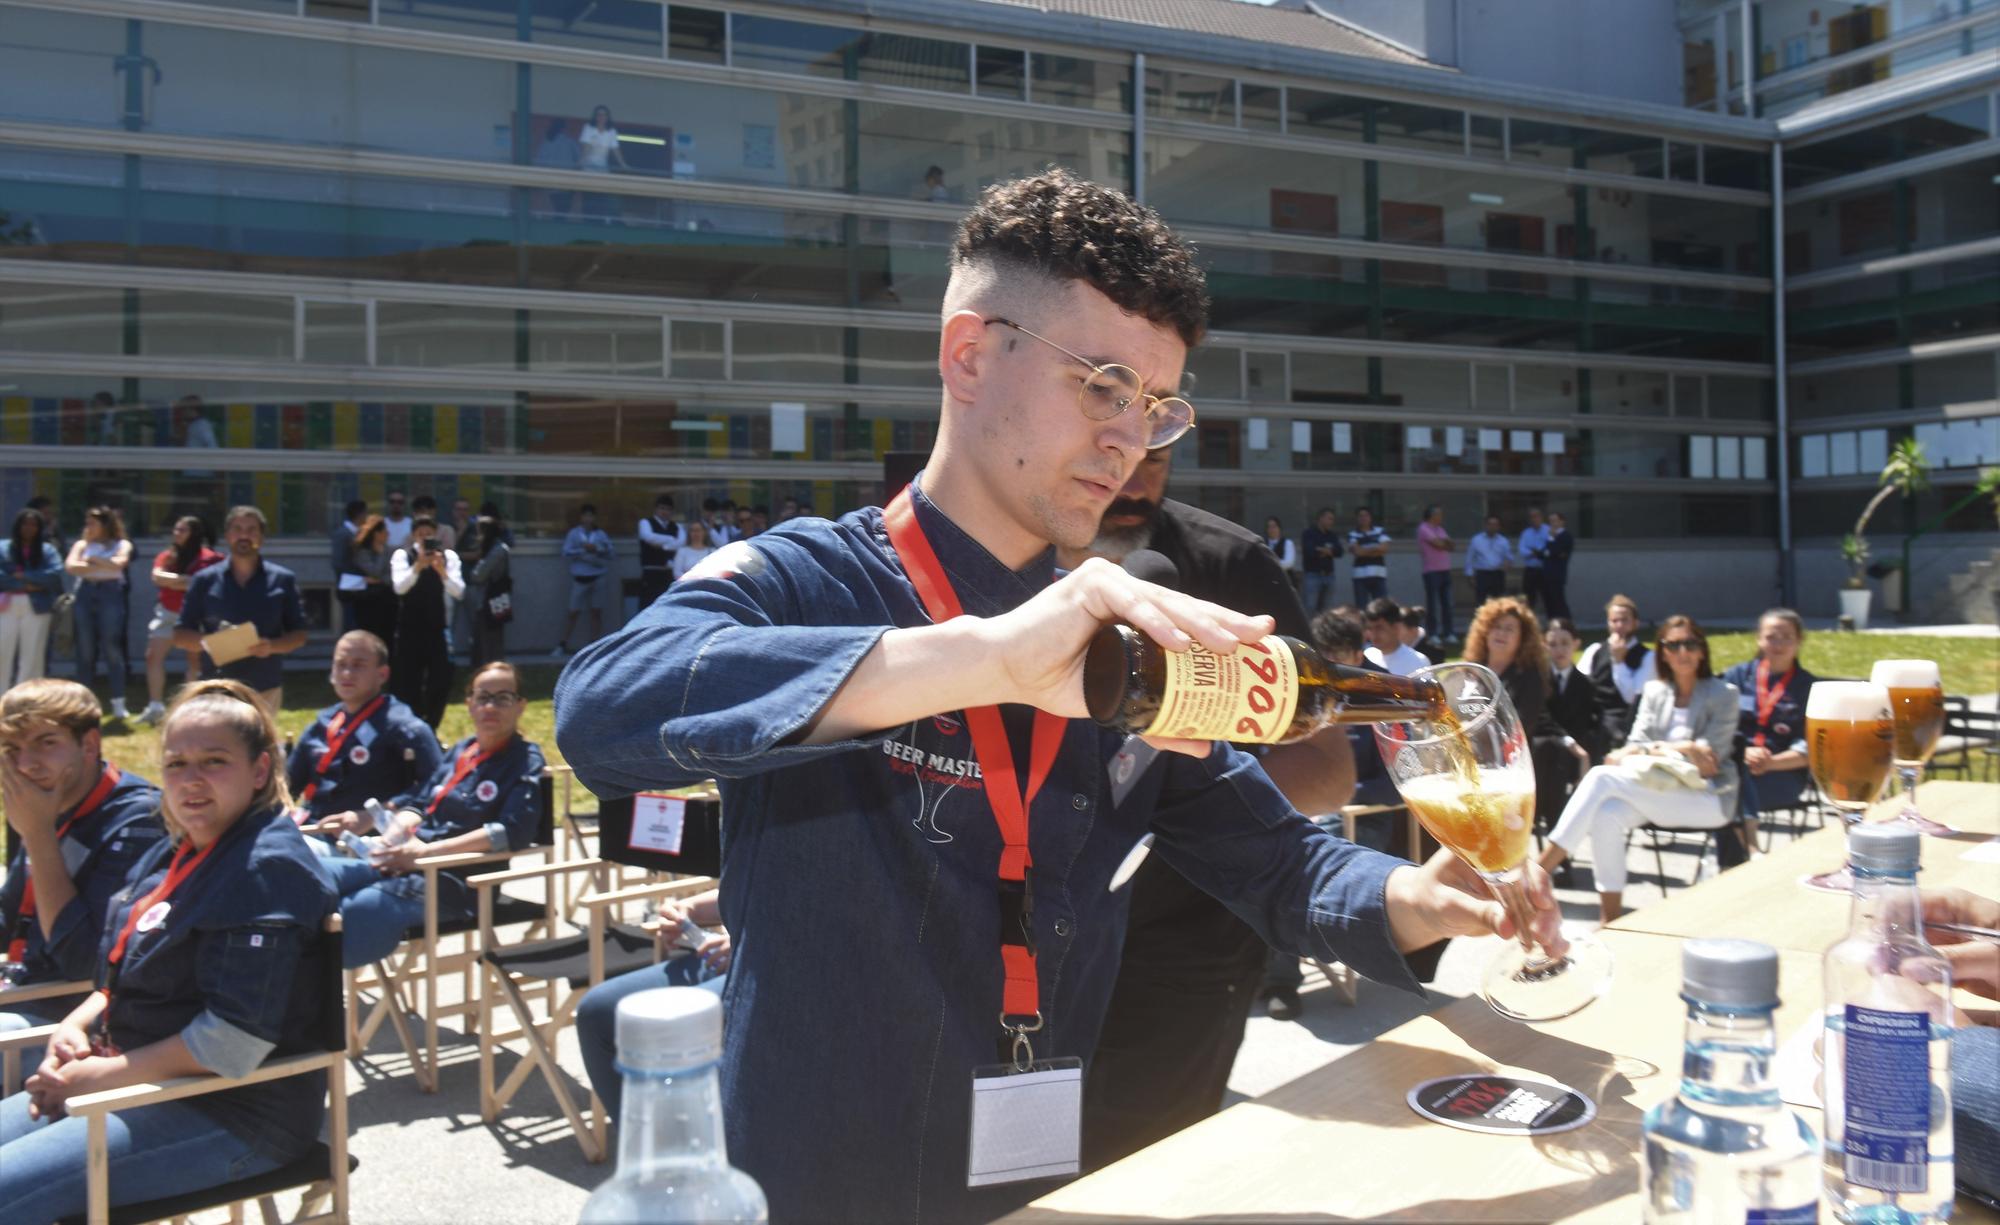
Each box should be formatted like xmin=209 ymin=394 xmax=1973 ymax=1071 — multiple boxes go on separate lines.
xmin=1681 ymin=938 xmax=1779 ymax=1009
xmin=616 ymin=986 xmax=722 ymax=1073
xmin=1848 ymin=822 xmax=1920 ymax=875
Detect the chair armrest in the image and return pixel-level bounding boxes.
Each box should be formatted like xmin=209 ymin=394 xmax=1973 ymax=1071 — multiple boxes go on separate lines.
xmin=578 ymin=876 xmax=718 ymax=912
xmin=64 ymin=1049 xmax=343 ymax=1117
xmin=467 ymin=857 xmax=604 ymax=890
xmin=0 ymin=978 xmax=93 ymax=1005
xmin=416 ymin=847 xmax=538 ymax=874
xmin=0 ymin=1023 xmax=59 ymax=1053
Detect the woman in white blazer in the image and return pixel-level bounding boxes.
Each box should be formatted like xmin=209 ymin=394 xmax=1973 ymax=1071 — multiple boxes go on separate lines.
xmin=1536 ymin=615 xmax=1741 ymax=924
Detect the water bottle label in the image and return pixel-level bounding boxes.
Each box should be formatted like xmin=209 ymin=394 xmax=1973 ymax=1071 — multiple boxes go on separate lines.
xmin=1746 ymin=1206 xmax=1816 ymax=1223
xmin=1841 ymin=1004 xmax=1929 ymax=1193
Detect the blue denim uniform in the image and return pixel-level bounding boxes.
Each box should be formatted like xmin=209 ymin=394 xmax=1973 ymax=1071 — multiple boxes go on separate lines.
xmin=555 ymin=477 xmax=1423 ymax=1224
xmin=0 ymin=540 xmax=65 ymax=614
xmin=0 ymin=769 xmax=163 ymax=987
xmin=176 ymin=558 xmax=306 ymax=692
xmin=95 ymin=805 xmax=337 ymax=1165
xmin=1720 ymin=659 xmax=1816 ymax=812
xmin=286 ymin=694 xmax=444 ymax=823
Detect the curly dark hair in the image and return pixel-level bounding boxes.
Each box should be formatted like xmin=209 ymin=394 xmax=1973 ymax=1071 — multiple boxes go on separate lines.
xmin=952 ymin=167 xmax=1209 ymax=346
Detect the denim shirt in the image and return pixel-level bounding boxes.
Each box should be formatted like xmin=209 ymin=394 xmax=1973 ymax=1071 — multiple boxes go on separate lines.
xmin=0 ymin=769 xmax=163 ymax=987
xmin=556 ymin=477 xmax=1422 ymax=1224
xmin=286 ymin=694 xmax=444 ymax=823
xmin=177 ymin=558 xmax=307 ymax=692
xmin=96 ymin=805 xmax=337 ymax=1164
xmin=393 ymin=734 xmax=545 ymax=860
xmin=0 ymin=540 xmax=66 ymax=614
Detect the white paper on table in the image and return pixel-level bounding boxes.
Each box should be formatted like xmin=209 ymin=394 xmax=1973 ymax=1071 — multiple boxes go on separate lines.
xmin=1959 ymin=837 xmax=2000 ymax=864
xmin=1773 ymin=1018 xmax=1822 ymax=1109
xmin=628 ymin=793 xmax=687 ymax=855
xmin=770 ymin=402 xmax=806 ymax=453
xmin=1542 ymin=430 xmax=1565 ymax=454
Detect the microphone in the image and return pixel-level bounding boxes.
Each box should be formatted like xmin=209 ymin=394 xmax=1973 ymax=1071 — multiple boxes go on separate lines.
xmin=1121 ymin=549 xmax=1180 ymax=590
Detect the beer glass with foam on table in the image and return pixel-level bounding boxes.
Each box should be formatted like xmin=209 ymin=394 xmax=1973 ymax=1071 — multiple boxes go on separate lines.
xmin=1375 ymin=663 xmax=1613 ymax=1022
xmin=1803 ymin=680 xmax=1897 ymax=894
xmin=1871 ymin=659 xmax=1951 ymax=836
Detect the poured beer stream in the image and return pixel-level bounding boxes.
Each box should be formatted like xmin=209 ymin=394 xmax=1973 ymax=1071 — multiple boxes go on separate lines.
xmin=1083 ymin=624 xmax=1447 ymax=742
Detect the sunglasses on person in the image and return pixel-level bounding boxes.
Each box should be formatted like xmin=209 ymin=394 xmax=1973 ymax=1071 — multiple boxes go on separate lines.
xmin=1660 ymin=639 xmax=1703 ymax=654
xmin=984 ymin=317 xmax=1195 ymax=449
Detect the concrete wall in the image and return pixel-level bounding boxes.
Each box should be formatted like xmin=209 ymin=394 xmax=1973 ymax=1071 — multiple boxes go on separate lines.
xmin=1318 ymin=0 xmax=1686 ymax=109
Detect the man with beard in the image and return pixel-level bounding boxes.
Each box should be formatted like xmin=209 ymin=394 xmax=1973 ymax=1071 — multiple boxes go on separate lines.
xmin=1060 ymin=448 xmax=1373 ymax=1170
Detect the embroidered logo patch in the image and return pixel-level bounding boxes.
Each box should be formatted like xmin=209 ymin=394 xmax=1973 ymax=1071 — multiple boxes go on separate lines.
xmin=475 ymin=780 xmax=500 ymax=803
xmin=349 ymin=745 xmax=371 ymax=766
xmin=136 ymin=901 xmax=171 ymax=932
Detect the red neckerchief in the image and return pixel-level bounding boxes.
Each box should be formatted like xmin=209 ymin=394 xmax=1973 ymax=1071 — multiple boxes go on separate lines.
xmin=883 ymin=489 xmax=1065 ymax=1036
xmin=298 ymin=694 xmax=388 ymax=805
xmin=7 ymin=764 xmax=120 ymax=962
xmin=1753 ymin=659 xmax=1794 ymax=748
xmin=427 ymin=739 xmax=503 ymax=815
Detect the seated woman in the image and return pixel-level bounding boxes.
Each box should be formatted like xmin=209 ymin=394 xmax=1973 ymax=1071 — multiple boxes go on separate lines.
xmin=0 ymin=680 xmax=336 ymax=1222
xmin=317 ymin=660 xmax=545 ymax=968
xmin=574 ymin=888 xmax=729 ymax=1117
xmin=1536 ymin=615 xmax=1742 ymax=925
xmin=1718 ymin=607 xmax=1816 ymax=856
xmin=1460 ymin=597 xmax=1550 ymax=740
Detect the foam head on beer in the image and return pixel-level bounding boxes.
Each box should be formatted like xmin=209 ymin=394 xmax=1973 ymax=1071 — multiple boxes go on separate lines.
xmin=1805 ymin=681 xmax=1892 ymax=724
xmin=1867 ymin=659 xmax=1940 ymax=690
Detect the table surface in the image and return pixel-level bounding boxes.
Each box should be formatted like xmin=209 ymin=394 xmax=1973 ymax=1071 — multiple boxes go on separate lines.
xmin=1005 ymin=781 xmax=2000 ymax=1224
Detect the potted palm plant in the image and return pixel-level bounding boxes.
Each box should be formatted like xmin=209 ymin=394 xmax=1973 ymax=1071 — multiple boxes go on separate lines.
xmin=1839 ymin=438 xmax=1928 ymax=629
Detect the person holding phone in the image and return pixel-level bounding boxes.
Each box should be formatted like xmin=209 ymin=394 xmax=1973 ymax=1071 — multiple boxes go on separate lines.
xmin=389 ymin=517 xmax=462 ymax=728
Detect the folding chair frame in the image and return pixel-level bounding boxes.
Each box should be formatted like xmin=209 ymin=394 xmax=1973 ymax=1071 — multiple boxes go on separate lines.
xmin=473 ymin=864 xmax=716 ymax=1162
xmin=0 ymin=976 xmax=91 ymax=1094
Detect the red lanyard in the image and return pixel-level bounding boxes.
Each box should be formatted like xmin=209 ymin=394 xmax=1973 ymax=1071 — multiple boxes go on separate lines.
xmin=7 ymin=764 xmax=120 ymax=962
xmin=298 ymin=695 xmax=387 ymax=805
xmin=105 ymin=839 xmax=217 ymax=973
xmin=427 ymin=740 xmax=499 ymax=815
xmin=1753 ymin=660 xmax=1792 ymax=748
xmin=883 ymin=490 xmax=1066 ymax=1034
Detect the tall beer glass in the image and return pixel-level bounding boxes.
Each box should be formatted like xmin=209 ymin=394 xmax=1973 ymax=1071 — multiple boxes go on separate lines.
xmin=1870 ymin=658 xmax=1950 ymax=835
xmin=1802 ymin=681 xmax=1896 ymax=893
xmin=1375 ymin=663 xmax=1612 ymax=1022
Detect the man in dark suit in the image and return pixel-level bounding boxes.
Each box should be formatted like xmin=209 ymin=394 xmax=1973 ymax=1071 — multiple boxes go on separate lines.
xmin=1578 ymin=593 xmax=1650 ymax=752
xmin=1063 ymin=448 xmax=1360 ymax=1171
xmin=1541 ymin=510 xmax=1574 ymax=620
xmin=1532 ymin=616 xmax=1601 ymax=832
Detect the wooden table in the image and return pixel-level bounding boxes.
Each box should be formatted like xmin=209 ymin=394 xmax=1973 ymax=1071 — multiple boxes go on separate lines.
xmin=1005 ymin=782 xmax=2000 ymax=1223
xmin=1609 ymin=781 xmax=2000 ymax=953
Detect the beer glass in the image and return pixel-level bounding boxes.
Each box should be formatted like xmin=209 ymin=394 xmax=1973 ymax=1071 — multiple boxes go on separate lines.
xmin=1375 ymin=663 xmax=1612 ymax=1022
xmin=1871 ymin=659 xmax=1950 ymax=835
xmin=1802 ymin=681 xmax=1896 ymax=893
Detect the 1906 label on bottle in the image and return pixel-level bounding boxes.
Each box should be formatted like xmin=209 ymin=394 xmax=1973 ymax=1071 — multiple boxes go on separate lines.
xmin=1139 ymin=636 xmax=1300 ymax=744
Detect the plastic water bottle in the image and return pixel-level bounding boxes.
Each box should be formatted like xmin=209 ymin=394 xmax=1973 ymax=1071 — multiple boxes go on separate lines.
xmin=579 ymin=987 xmax=765 ymax=1224
xmin=337 ymin=829 xmax=380 ymax=859
xmin=1641 ymin=938 xmax=1819 ymax=1222
xmin=1823 ymin=823 xmax=1954 ymax=1223
xmin=366 ymin=798 xmax=420 ymax=847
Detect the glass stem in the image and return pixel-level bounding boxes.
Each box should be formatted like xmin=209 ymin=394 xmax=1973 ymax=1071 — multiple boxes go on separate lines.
xmin=1899 ymin=763 xmax=1921 ymax=815
xmin=1492 ymin=873 xmax=1545 ymax=959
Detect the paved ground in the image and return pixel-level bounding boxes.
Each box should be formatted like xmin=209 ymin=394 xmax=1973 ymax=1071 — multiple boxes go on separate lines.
xmin=252 ymin=808 xmax=1840 ymax=1224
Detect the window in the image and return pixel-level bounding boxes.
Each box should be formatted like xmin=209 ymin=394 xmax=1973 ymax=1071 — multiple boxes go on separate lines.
xmin=730 ymin=17 xmax=971 ymax=92
xmin=1146 ymin=69 xmax=1234 ymax=125
xmin=668 ymin=6 xmax=727 ymax=65
xmin=383 ymin=0 xmax=664 ymax=55
xmin=1029 ymin=53 xmax=1128 ymax=112
xmin=976 ymin=46 xmax=1026 ymax=100
xmin=1786 ymin=96 xmax=1991 ymax=187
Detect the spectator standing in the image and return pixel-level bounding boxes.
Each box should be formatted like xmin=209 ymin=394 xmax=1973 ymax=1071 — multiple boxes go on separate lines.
xmin=1531 ymin=617 xmax=1601 ymax=833
xmin=670 ymin=520 xmax=714 ymax=581
xmin=579 ymin=104 xmax=629 ymax=219
xmin=174 ymin=505 xmax=308 ymax=713
xmin=1363 ymin=597 xmax=1431 ymax=676
xmin=65 ymin=506 xmax=134 ymax=720
xmin=1298 ymin=506 xmax=1343 ymax=614
xmin=347 ymin=516 xmax=397 ymax=649
xmin=285 ymin=629 xmax=443 ymax=830
xmin=1542 ymin=509 xmax=1575 ymax=620
xmin=1460 ymin=597 xmax=1549 ymax=746
xmin=331 ymin=498 xmax=366 ymax=631
xmin=555 ymin=503 xmax=613 ymax=658
xmin=0 ymin=508 xmax=63 ymax=689
xmin=1720 ymin=608 xmax=1816 ymax=856
xmin=1517 ymin=507 xmax=1551 ymax=615
xmin=1578 ymin=593 xmax=1652 ymax=751
xmin=381 ymin=490 xmax=412 ymax=550
xmin=736 ymin=505 xmax=759 ymax=540
xmin=1464 ymin=514 xmax=1513 ymax=608
xmin=412 ymin=497 xmax=459 ymax=654
xmin=1261 ymin=516 xmax=1300 ymax=587
xmin=390 ymin=515 xmax=462 ymax=728
xmin=1401 ymin=603 xmax=1446 ymax=665
xmin=637 ymin=493 xmax=683 ymax=608
xmin=1416 ymin=505 xmax=1456 ymax=641
xmin=173 ymin=395 xmax=219 ymax=453
xmin=139 ymin=515 xmax=223 ymax=725
xmin=700 ymin=498 xmax=735 ymax=546
xmin=1346 ymin=506 xmax=1390 ymax=607
xmin=467 ymin=516 xmax=512 ymax=671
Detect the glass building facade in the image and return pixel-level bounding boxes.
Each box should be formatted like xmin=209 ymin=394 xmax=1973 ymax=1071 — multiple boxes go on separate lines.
xmin=0 ymin=0 xmax=1810 ymax=628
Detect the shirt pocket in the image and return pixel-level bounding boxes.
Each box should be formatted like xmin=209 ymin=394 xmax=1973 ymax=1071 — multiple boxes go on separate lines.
xmin=203 ymin=924 xmax=298 ymax=1039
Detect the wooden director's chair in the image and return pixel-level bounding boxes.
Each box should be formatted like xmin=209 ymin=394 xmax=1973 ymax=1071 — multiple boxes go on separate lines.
xmin=474 ymin=789 xmax=723 ymax=1162
xmin=0 ymin=917 xmax=353 ymax=1225
xmin=1 ymin=976 xmax=92 ymax=1094
xmin=344 ymin=771 xmax=557 ymax=1093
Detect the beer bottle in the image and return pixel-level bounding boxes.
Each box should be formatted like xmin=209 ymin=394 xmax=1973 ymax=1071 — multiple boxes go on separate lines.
xmin=1083 ymin=623 xmax=1447 ymax=744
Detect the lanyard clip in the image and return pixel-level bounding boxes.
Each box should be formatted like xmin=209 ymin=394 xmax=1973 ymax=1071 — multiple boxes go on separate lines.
xmin=999 ymin=1011 xmax=1043 ymax=1072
